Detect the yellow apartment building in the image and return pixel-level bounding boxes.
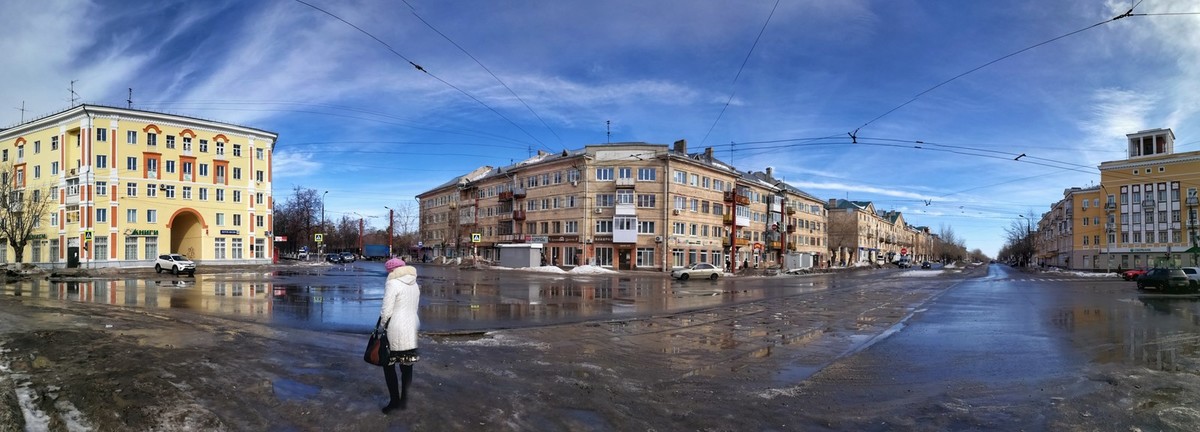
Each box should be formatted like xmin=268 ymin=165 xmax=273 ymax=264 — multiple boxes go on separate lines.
xmin=0 ymin=105 xmax=276 ymax=268
xmin=1097 ymin=128 xmax=1200 ymax=269
xmin=826 ymin=199 xmax=931 ymax=266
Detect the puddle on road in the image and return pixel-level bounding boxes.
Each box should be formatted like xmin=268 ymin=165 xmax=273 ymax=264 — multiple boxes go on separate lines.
xmin=1054 ymin=294 xmax=1200 ymax=371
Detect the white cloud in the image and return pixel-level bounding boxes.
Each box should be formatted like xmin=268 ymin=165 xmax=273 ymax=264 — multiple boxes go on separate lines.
xmin=272 ymin=152 xmax=322 ymax=178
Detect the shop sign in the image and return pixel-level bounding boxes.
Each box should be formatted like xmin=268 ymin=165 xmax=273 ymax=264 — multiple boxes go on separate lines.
xmin=530 ymin=236 xmax=548 ymax=244
xmin=127 ymin=229 xmax=159 ymax=237
xmin=548 ymin=235 xmax=580 ymax=243
xmin=1130 ymin=248 xmax=1152 ymax=252
xmin=222 ymin=230 xmax=240 ymax=235
xmin=593 ymin=236 xmax=613 ymax=243
xmin=29 ymin=233 xmax=47 ymax=240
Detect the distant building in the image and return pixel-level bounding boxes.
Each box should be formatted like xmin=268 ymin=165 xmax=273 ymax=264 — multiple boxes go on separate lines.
xmin=0 ymin=105 xmax=277 ymax=268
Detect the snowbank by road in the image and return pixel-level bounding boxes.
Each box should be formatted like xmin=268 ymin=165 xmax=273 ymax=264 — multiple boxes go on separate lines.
xmin=490 ymin=265 xmax=620 ymax=275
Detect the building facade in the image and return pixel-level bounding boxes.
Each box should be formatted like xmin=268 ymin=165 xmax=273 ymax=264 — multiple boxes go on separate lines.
xmin=417 ymin=140 xmax=837 ymax=271
xmin=0 ymin=105 xmax=277 ymax=268
xmin=826 ymin=199 xmax=932 ymax=266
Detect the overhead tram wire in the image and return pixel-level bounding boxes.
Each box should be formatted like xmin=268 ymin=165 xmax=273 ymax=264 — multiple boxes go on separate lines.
xmin=848 ymin=5 xmax=1141 ymax=137
xmin=135 ymin=100 xmax=533 ymax=147
xmin=401 ymin=0 xmax=562 ymax=147
xmin=699 ymin=0 xmax=781 ymax=147
xmin=292 ymin=0 xmax=549 ymax=150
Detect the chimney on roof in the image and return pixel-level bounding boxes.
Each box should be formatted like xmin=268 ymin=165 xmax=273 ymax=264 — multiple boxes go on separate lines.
xmin=673 ymin=139 xmax=687 ymax=154
xmin=704 ymin=147 xmax=713 ymax=161
xmin=829 ymin=198 xmax=838 ymax=208
xmin=765 ymin=166 xmax=774 ymax=179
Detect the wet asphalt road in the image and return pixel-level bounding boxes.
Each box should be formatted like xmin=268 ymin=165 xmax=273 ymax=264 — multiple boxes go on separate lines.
xmin=5 ymin=262 xmax=1200 ymax=430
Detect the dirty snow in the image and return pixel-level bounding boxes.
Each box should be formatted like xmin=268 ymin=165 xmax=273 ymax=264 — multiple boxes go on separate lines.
xmin=489 ymin=265 xmax=620 ymax=275
xmin=1040 ymin=267 xmax=1120 ymax=278
xmin=897 ymin=270 xmax=944 ymax=277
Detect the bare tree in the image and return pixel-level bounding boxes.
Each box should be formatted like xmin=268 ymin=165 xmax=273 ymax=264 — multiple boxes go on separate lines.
xmin=0 ymin=164 xmax=54 ymax=263
xmin=825 ymin=211 xmax=859 ymax=265
xmin=271 ymin=186 xmax=321 ymax=255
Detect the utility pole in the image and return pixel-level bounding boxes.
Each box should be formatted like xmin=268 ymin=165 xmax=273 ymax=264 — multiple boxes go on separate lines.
xmin=385 ymin=206 xmax=394 ymax=258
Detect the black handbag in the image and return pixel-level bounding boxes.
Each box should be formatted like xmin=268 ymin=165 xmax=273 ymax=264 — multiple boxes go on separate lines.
xmin=363 ymin=318 xmax=390 ymax=366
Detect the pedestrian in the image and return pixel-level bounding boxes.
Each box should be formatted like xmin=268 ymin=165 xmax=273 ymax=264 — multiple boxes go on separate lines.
xmin=742 ymin=259 xmax=749 ymax=272
xmin=379 ymin=257 xmax=421 ymax=413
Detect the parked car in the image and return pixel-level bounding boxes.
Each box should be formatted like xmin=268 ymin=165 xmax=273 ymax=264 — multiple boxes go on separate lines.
xmin=920 ymin=261 xmax=932 ymax=269
xmin=671 ymin=263 xmax=722 ymax=280
xmin=339 ymin=252 xmax=356 ymax=263
xmin=896 ymin=259 xmax=912 ymax=268
xmin=1122 ymin=268 xmax=1149 ymax=281
xmin=325 ymin=253 xmax=350 ymax=264
xmin=1136 ymin=268 xmax=1193 ymax=293
xmin=154 ymin=254 xmax=196 ymax=276
xmin=1180 ymin=267 xmax=1200 ymax=286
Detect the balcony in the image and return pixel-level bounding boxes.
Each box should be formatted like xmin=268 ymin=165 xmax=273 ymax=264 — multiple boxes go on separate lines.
xmin=735 ymin=238 xmax=749 ymax=246
xmin=786 ymin=224 xmax=796 ymax=233
xmin=512 ymin=210 xmax=526 ymax=221
xmin=498 ymin=190 xmax=514 ymax=201
xmin=615 ymin=177 xmax=635 ymax=188
xmin=769 ymin=241 xmax=781 ymax=250
xmin=512 ymin=188 xmax=527 ymax=199
xmin=723 ymin=191 xmax=750 ymax=205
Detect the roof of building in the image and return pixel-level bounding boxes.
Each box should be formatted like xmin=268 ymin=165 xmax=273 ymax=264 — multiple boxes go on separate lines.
xmin=0 ymin=104 xmax=278 ymax=141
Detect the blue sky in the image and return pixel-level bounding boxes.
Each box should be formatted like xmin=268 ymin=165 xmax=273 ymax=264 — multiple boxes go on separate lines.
xmin=3 ymin=0 xmax=1199 ymax=256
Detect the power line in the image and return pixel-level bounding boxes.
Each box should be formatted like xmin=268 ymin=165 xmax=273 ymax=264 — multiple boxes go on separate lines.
xmin=850 ymin=5 xmax=1140 ymax=136
xmin=292 ymin=0 xmax=548 ymax=149
xmin=699 ymin=0 xmax=781 ymax=147
xmin=401 ymin=0 xmax=562 ymax=147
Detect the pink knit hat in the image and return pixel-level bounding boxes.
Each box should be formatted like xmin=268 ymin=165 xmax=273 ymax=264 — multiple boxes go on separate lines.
xmin=385 ymin=258 xmax=406 ymax=272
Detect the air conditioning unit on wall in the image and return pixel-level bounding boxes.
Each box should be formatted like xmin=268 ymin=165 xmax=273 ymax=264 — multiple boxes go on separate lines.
xmin=594 ymin=208 xmax=603 ymax=214
xmin=672 ymin=209 xmax=681 ymax=215
xmin=654 ymin=235 xmax=663 ymax=243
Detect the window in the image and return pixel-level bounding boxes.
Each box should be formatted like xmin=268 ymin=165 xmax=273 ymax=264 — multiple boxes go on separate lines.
xmin=199 ymin=188 xmax=208 ymax=201
xmin=232 ymin=238 xmax=243 ymax=259
xmin=637 ymin=194 xmax=656 ymax=208
xmin=164 ymin=160 xmax=175 ymax=174
xmin=126 ymin=157 xmax=138 ymax=170
xmin=256 ymin=148 xmax=264 ymax=160
xmin=673 ymin=170 xmax=686 ymax=184
xmin=97 ymin=128 xmax=107 ymax=142
xmin=51 ymin=136 xmax=58 ymax=150
xmin=126 ymin=182 xmax=137 ymax=197
xmin=199 ymin=139 xmax=208 ymax=152
xmin=255 ymin=238 xmax=266 ymax=259
xmin=166 ymin=135 xmax=175 ymax=149
xmin=163 ymin=185 xmax=175 ymax=198
xmin=216 ymin=141 xmax=225 ymax=155
xmin=199 ymin=163 xmax=209 ymax=177
xmin=144 ymin=237 xmax=158 ymax=260
xmin=233 ymin=167 xmax=241 ymax=180
xmin=183 ymin=137 xmax=192 ymax=152
xmin=146 ymin=184 xmax=157 ymax=198
xmin=93 ymin=236 xmax=107 ymax=261
xmin=216 ymin=189 xmax=225 ymax=202
xmin=214 ymin=238 xmax=226 ymax=260
xmin=147 ymin=209 xmax=157 ymax=223
xmin=233 ymin=214 xmax=242 ymax=226
xmin=596 ymin=194 xmax=614 ymax=207
xmin=146 ymin=158 xmax=158 ymax=175
xmin=565 ymin=221 xmax=578 ymax=233
xmin=637 ymin=167 xmax=656 ymax=181
xmin=638 ymin=221 xmax=656 ymax=234
xmin=127 ymin=209 xmax=137 ymax=223
xmin=126 ymin=131 xmax=137 ymax=144
xmin=96 ymin=208 xmax=107 ymax=223
xmin=216 ymin=213 xmax=225 ymax=226
xmin=636 ymin=248 xmax=655 ymax=267
xmin=256 ymin=170 xmax=264 ymax=182
xmin=125 ymin=237 xmax=138 ymax=260
xmin=147 ymin=133 xmax=157 ymax=147
xmin=618 ymin=167 xmax=632 ymax=179
xmin=96 ymin=155 xmax=107 ymax=169
xmin=233 ymin=144 xmax=242 ymax=157
xmin=595 ymin=219 xmax=613 ymax=233
xmin=95 ymin=181 xmax=107 ymax=196
xmin=182 ymin=186 xmax=192 ymax=200
xmin=616 ymin=190 xmax=633 ymax=205
xmin=596 ymin=167 xmax=613 ymax=181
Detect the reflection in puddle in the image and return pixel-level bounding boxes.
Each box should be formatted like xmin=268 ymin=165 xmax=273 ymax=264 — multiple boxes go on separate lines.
xmin=1056 ymin=295 xmax=1200 ymax=371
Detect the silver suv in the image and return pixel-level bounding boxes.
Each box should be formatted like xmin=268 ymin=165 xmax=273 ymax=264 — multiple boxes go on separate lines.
xmin=155 ymin=254 xmax=196 ymax=276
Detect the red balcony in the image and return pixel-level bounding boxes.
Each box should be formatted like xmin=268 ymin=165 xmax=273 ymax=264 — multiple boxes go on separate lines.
xmin=513 ymin=210 xmax=526 ymax=221
xmin=498 ymin=190 xmax=514 ymax=201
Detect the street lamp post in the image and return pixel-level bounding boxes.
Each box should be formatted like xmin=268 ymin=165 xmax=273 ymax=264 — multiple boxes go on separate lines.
xmin=320 ymin=190 xmax=328 ymax=257
xmin=384 ymin=205 xmax=394 ymax=258
xmin=1188 ymin=191 xmax=1198 ymax=266
xmin=1019 ymin=214 xmax=1031 ymax=267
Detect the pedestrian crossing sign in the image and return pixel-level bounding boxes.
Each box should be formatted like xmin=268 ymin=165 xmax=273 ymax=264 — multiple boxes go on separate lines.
xmin=471 ymin=233 xmax=481 ymax=243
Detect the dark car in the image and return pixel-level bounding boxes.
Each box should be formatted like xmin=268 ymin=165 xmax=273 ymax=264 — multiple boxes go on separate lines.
xmin=1136 ymin=268 xmax=1193 ymax=293
xmin=339 ymin=252 xmax=356 ymax=263
xmin=920 ymin=261 xmax=932 ymax=269
xmin=896 ymin=259 xmax=912 ymax=268
xmin=325 ymin=253 xmax=347 ymax=264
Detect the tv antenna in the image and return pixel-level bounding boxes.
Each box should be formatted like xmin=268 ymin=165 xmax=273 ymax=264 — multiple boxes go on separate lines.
xmin=127 ymin=88 xmax=133 ymax=108
xmin=14 ymin=101 xmax=25 ymax=124
xmin=606 ymin=120 xmax=611 ymax=144
xmin=69 ymin=80 xmax=80 ymax=106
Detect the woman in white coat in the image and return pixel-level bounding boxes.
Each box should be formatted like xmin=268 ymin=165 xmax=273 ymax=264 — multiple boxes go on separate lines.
xmin=379 ymin=257 xmax=420 ymax=413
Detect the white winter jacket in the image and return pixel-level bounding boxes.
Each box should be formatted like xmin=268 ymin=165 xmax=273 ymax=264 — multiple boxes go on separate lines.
xmin=380 ymin=265 xmax=420 ymax=351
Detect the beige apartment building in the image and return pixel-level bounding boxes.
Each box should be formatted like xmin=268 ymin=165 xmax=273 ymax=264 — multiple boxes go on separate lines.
xmin=417 ymin=140 xmax=831 ymax=271
xmin=826 ymin=199 xmax=931 ymax=266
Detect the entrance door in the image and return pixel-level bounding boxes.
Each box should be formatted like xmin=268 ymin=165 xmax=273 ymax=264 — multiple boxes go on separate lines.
xmin=67 ymin=247 xmax=80 ymax=268
xmin=618 ymin=246 xmax=633 ymax=270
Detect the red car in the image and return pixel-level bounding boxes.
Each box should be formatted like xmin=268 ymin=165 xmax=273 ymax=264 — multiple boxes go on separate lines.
xmin=1122 ymin=268 xmax=1148 ymax=281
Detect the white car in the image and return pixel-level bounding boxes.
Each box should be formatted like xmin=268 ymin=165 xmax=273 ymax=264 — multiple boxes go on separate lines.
xmin=155 ymin=254 xmax=196 ymax=276
xmin=671 ymin=263 xmax=722 ymax=280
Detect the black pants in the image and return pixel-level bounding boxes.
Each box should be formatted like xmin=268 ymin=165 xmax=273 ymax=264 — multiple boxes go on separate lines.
xmin=383 ymin=363 xmax=413 ymax=405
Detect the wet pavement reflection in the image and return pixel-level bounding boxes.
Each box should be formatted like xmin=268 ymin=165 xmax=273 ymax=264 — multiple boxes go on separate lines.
xmin=0 ymin=262 xmax=839 ymax=333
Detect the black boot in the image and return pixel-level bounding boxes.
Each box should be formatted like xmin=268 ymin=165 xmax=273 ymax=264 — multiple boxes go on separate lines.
xmin=382 ymin=364 xmax=402 ymax=414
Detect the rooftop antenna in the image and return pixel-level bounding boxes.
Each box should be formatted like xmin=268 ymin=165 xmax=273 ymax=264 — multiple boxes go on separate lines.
xmin=69 ymin=80 xmax=79 ymax=106
xmin=127 ymin=88 xmax=133 ymax=109
xmin=14 ymin=101 xmax=25 ymax=124
xmin=606 ymin=120 xmax=611 ymax=144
